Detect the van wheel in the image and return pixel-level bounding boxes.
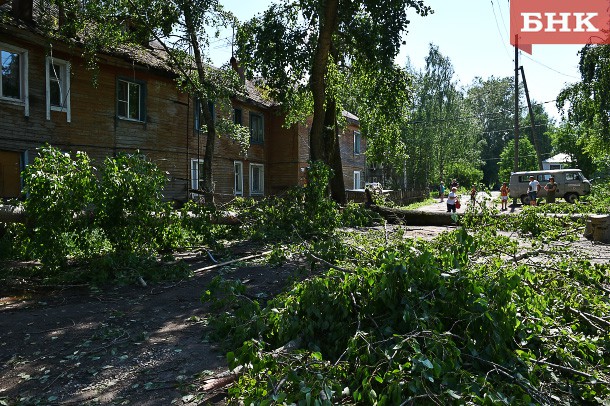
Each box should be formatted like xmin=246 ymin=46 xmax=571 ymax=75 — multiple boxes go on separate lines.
xmin=520 ymin=195 xmax=531 ymax=205
xmin=564 ymin=193 xmax=578 ymax=204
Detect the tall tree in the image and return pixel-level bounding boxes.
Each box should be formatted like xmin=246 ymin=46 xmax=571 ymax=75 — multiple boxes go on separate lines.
xmin=548 ymin=122 xmax=596 ymax=177
xmin=497 ymin=138 xmax=537 ymax=184
xmin=402 ymin=45 xmax=481 ymax=190
xmin=466 ymin=76 xmax=517 ymax=187
xmin=42 ymin=0 xmax=250 ymax=202
xmin=237 ymin=0 xmax=430 ymax=203
xmin=558 ymin=44 xmax=610 ymax=160
xmin=520 ymin=102 xmax=553 ymax=164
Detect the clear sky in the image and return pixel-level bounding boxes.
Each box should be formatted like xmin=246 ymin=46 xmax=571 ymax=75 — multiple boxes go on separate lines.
xmin=209 ymin=0 xmax=584 ymax=120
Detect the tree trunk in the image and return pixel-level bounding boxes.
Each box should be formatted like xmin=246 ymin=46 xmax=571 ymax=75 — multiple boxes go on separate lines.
xmin=184 ymin=3 xmax=216 ymax=204
xmin=324 ymin=100 xmax=346 ymax=204
xmin=309 ymin=0 xmax=339 ymax=162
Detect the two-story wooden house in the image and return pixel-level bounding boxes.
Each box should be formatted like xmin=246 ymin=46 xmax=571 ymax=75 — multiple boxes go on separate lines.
xmin=0 ymin=0 xmax=365 ymax=202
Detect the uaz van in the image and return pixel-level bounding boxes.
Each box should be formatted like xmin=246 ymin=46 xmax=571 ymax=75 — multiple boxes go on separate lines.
xmin=508 ymin=169 xmax=591 ymax=204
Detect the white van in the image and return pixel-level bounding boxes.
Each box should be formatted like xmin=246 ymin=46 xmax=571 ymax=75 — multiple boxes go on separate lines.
xmin=508 ymin=169 xmax=591 ymax=204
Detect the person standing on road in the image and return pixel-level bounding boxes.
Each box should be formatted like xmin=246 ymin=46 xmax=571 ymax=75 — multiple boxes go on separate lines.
xmin=447 ymin=186 xmax=459 ymax=212
xmin=470 ymin=184 xmax=477 ymax=205
xmin=544 ymin=176 xmax=557 ymax=204
xmin=451 ymin=179 xmax=459 ymax=190
xmin=439 ymin=181 xmax=445 ymax=202
xmin=500 ymin=182 xmax=510 ymax=211
xmin=528 ymin=175 xmax=540 ymax=206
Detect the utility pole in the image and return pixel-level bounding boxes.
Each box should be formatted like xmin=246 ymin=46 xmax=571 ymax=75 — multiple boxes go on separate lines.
xmin=513 ymin=34 xmax=519 ymax=173
xmin=520 ymin=66 xmax=544 ymax=170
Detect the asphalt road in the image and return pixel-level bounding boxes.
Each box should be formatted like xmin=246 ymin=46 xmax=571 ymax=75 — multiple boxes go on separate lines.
xmin=416 ymin=191 xmax=511 ymax=213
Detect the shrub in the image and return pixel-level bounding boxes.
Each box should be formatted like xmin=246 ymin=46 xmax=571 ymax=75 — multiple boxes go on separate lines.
xmin=95 ymin=152 xmax=169 ymax=253
xmin=22 ymin=145 xmax=97 ymax=267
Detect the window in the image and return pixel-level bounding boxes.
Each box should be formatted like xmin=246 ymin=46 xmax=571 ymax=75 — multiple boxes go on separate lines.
xmin=354 ymin=171 xmax=361 ymax=189
xmin=354 ymin=131 xmax=362 ymax=154
xmin=250 ymin=113 xmax=264 ymax=143
xmin=191 ymin=159 xmax=204 ymax=190
xmin=195 ymin=99 xmax=215 ymax=132
xmin=117 ymin=78 xmax=146 ymax=121
xmin=566 ymin=173 xmax=581 ymax=181
xmin=234 ymin=108 xmax=242 ymax=125
xmin=46 ymin=57 xmax=71 ymax=121
xmin=234 ymin=161 xmax=243 ymax=195
xmin=0 ymin=43 xmax=28 ymax=115
xmin=250 ymin=164 xmax=264 ymax=195
xmin=549 ymin=164 xmax=561 ymax=170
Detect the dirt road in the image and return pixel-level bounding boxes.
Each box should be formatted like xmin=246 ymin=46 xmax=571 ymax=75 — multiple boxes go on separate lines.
xmin=0 ymin=249 xmax=305 ymax=405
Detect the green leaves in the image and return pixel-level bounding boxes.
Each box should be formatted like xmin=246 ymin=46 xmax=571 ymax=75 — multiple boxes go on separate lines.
xmin=22 ymin=145 xmax=97 ymax=267
xmin=17 ymin=146 xmax=191 ymax=277
xmin=558 ymin=44 xmax=610 ymax=156
xmin=209 ymin=214 xmax=610 ymax=404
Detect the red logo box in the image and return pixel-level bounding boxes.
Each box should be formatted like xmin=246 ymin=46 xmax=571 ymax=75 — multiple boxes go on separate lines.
xmin=510 ymin=0 xmax=610 ymax=53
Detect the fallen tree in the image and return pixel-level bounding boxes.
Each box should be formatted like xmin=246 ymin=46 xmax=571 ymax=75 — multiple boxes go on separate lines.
xmin=0 ymin=205 xmax=26 ymax=224
xmin=369 ymin=205 xmax=461 ymax=226
xmin=0 ymin=205 xmax=240 ymax=226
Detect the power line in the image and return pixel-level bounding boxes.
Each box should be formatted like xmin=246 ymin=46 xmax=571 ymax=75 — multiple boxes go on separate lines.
xmin=521 ymin=54 xmax=580 ymax=79
xmin=495 ymin=0 xmax=511 ymax=41
xmin=490 ymin=0 xmax=512 ymax=61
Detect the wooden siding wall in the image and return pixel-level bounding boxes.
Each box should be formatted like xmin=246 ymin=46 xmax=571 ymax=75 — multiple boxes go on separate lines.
xmin=1 ymin=29 xmax=362 ymax=203
xmin=266 ymin=112 xmax=300 ymax=195
xmin=340 ymin=123 xmax=366 ymax=189
xmin=0 ymin=32 xmax=199 ymax=202
xmin=200 ymin=100 xmax=269 ymax=201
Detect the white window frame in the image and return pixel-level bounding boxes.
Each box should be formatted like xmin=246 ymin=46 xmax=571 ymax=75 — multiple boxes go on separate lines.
xmin=354 ymin=170 xmax=361 ymax=190
xmin=117 ymin=78 xmax=145 ymax=122
xmin=250 ymin=112 xmax=264 ymax=144
xmin=191 ymin=159 xmax=204 ymax=190
xmin=0 ymin=42 xmax=29 ymax=116
xmin=234 ymin=161 xmax=243 ymax=196
xmin=45 ymin=56 xmax=71 ymax=122
xmin=354 ymin=131 xmax=362 ymax=154
xmin=249 ymin=163 xmax=264 ymax=196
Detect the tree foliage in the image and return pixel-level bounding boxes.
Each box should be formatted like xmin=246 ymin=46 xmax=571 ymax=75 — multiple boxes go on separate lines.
xmin=402 ymin=45 xmax=482 ymax=190
xmin=558 ymin=44 xmax=610 ymax=158
xmin=206 ymin=212 xmax=610 ymax=404
xmin=548 ymin=122 xmax=596 ymax=177
xmin=237 ymin=0 xmax=431 ymax=202
xmin=466 ymin=76 xmax=516 ymax=187
xmin=41 ymin=0 xmax=249 ymax=201
xmin=18 ymin=145 xmax=188 ymax=270
xmin=498 ymin=138 xmax=537 ymax=184
xmin=520 ymin=102 xmax=554 ymax=164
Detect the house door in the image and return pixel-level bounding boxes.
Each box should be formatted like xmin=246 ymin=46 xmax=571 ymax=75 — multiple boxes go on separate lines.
xmin=0 ymin=151 xmax=22 ymax=199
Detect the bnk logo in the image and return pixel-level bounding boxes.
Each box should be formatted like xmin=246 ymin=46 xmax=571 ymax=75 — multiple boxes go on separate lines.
xmin=510 ymin=0 xmax=610 ymax=53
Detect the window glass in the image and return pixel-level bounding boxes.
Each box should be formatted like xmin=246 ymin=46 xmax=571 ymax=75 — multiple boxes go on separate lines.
xmin=118 ymin=79 xmax=142 ymax=121
xmin=195 ymin=100 xmax=215 ymax=131
xmin=354 ymin=131 xmax=361 ymax=154
xmin=250 ymin=164 xmax=264 ymax=194
xmin=49 ymin=63 xmax=62 ymax=107
xmin=1 ymin=50 xmax=20 ymax=99
xmin=234 ymin=108 xmax=242 ymax=125
xmin=118 ymin=80 xmax=128 ymax=118
xmin=234 ymin=161 xmax=243 ymax=195
xmin=354 ymin=171 xmax=361 ymax=189
xmin=128 ymin=82 xmax=140 ymax=120
xmin=191 ymin=159 xmax=204 ymax=190
xmin=250 ymin=114 xmax=264 ymax=143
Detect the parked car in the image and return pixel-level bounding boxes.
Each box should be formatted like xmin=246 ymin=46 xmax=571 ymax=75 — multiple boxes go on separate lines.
xmin=508 ymin=169 xmax=591 ymax=205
